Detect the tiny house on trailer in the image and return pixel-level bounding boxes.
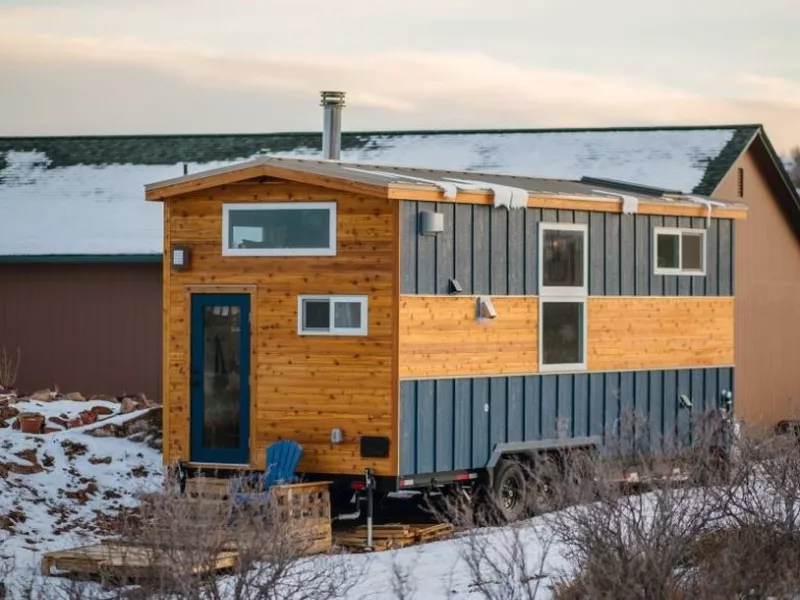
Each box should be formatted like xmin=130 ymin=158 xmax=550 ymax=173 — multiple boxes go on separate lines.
xmin=146 ymin=156 xmax=746 ymax=518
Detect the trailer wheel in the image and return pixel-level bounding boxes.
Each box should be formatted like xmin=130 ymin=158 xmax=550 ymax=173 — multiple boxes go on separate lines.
xmin=491 ymin=458 xmax=527 ymax=522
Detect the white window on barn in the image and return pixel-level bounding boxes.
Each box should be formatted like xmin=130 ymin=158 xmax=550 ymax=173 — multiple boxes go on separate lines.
xmin=653 ymin=227 xmax=706 ymax=276
xmin=297 ymin=295 xmax=368 ymax=336
xmin=222 ymin=202 xmax=336 ymax=256
xmin=539 ymin=223 xmax=588 ymax=372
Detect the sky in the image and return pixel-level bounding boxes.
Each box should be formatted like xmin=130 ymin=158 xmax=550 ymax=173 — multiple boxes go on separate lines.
xmin=1 ymin=0 xmax=799 ymax=152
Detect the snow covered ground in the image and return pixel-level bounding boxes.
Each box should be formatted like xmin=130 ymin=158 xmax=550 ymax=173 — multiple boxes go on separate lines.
xmin=0 ymin=401 xmax=570 ymax=599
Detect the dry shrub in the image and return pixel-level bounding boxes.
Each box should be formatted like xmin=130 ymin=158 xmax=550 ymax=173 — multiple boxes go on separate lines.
xmin=547 ymin=449 xmax=726 ymax=599
xmin=0 ymin=347 xmax=20 ymax=391
xmin=684 ymin=430 xmax=800 ymax=598
xmin=23 ymin=472 xmax=363 ymax=600
xmin=429 ymin=483 xmax=554 ymax=600
xmin=549 ymin=414 xmax=800 ymax=600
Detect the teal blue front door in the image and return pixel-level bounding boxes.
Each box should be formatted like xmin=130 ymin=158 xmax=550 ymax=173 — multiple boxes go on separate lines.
xmin=190 ymin=294 xmax=250 ymax=464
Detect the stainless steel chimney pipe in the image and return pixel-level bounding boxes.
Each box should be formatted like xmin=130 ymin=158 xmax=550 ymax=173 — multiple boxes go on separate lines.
xmin=320 ymin=91 xmax=346 ymax=160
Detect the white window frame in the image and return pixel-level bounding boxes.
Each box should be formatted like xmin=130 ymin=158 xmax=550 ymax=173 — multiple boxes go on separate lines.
xmin=538 ymin=298 xmax=588 ymax=373
xmin=297 ymin=295 xmax=368 ymax=336
xmin=653 ymin=227 xmax=706 ymax=276
xmin=538 ymin=222 xmax=589 ymax=297
xmin=222 ymin=201 xmax=337 ymax=257
xmin=538 ymin=222 xmax=588 ymax=372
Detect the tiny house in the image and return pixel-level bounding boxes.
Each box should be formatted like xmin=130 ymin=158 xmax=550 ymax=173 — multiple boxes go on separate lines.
xmin=146 ymin=157 xmax=746 ymax=517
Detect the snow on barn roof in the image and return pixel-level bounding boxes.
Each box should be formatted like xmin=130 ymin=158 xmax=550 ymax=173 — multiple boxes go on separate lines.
xmin=0 ymin=125 xmax=760 ymax=257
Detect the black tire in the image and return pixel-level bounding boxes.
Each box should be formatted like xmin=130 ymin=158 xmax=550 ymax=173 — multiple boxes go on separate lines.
xmin=491 ymin=458 xmax=527 ymax=523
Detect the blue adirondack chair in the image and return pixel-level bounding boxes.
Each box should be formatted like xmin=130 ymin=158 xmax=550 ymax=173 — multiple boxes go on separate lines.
xmin=229 ymin=439 xmax=303 ymax=505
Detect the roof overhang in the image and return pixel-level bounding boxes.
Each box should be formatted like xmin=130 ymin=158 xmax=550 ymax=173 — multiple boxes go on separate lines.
xmin=745 ymin=131 xmax=800 ymax=240
xmin=144 ymin=159 xmax=391 ymax=202
xmin=144 ymin=156 xmax=747 ymax=220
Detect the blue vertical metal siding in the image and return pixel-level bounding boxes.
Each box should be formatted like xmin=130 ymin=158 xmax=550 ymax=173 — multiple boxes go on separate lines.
xmin=399 ymin=367 xmax=734 ymax=476
xmin=400 ymin=201 xmax=733 ymax=296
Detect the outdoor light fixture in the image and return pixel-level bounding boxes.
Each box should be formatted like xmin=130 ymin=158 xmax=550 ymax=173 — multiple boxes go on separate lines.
xmin=448 ymin=278 xmax=463 ymax=294
xmin=171 ymin=244 xmax=191 ymax=271
xmin=419 ymin=210 xmax=445 ymax=236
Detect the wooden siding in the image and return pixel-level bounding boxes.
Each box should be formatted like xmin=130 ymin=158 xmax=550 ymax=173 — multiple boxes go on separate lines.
xmin=398 ymin=296 xmax=539 ymax=379
xmin=587 ymin=297 xmax=734 ymax=371
xmin=716 ymin=145 xmax=800 ymax=428
xmin=163 ymin=182 xmax=397 ymax=476
xmin=398 ymin=295 xmax=733 ymax=379
xmin=400 ymin=201 xmax=734 ymax=297
xmin=399 ymin=368 xmax=734 ymax=476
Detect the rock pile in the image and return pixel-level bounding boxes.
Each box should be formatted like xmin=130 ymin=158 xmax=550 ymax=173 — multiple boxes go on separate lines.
xmin=0 ymin=391 xmax=158 ymax=434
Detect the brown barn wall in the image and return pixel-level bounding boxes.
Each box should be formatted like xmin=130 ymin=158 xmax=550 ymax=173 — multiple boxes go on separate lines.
xmin=164 ymin=182 xmax=397 ymax=477
xmin=0 ymin=263 xmax=162 ymax=398
xmin=714 ymin=147 xmax=800 ymax=429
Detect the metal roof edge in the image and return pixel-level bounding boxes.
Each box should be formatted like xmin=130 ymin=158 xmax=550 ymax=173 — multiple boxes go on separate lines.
xmin=0 ymin=254 xmax=162 ymax=264
xmin=0 ymin=123 xmax=765 ymax=143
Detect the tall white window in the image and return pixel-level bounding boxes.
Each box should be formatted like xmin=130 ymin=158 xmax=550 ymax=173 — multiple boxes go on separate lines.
xmin=539 ymin=223 xmax=588 ymax=372
xmin=222 ymin=202 xmax=336 ymax=257
xmin=297 ymin=295 xmax=368 ymax=336
xmin=654 ymin=227 xmax=706 ymax=275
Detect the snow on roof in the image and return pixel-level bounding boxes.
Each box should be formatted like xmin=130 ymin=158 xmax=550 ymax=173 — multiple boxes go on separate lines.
xmin=0 ymin=152 xmax=244 ymax=256
xmin=0 ymin=127 xmax=749 ymax=256
xmin=339 ymin=129 xmax=739 ymax=193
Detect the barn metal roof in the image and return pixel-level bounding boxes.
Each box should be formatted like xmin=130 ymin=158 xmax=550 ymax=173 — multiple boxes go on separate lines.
xmin=0 ymin=125 xmax=780 ymax=257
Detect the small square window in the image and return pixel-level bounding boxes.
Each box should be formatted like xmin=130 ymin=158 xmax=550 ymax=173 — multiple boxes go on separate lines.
xmin=540 ymin=300 xmax=586 ymax=371
xmin=298 ymin=295 xmax=368 ymax=336
xmin=654 ymin=227 xmax=706 ymax=275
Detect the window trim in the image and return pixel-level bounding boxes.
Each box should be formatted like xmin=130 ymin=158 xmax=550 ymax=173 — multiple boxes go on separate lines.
xmin=297 ymin=295 xmax=368 ymax=336
xmin=221 ymin=201 xmax=337 ymax=257
xmin=653 ymin=227 xmax=706 ymax=276
xmin=538 ymin=222 xmax=589 ymax=297
xmin=538 ymin=297 xmax=588 ymax=373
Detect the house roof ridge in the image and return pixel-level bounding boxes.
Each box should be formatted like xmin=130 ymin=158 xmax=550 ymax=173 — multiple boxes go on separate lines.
xmin=0 ymin=124 xmax=763 ymax=142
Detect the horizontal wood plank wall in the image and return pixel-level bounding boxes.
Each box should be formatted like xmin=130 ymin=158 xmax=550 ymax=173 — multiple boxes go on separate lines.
xmin=164 ymin=182 xmax=396 ymax=476
xmin=399 ymin=367 xmax=734 ymax=476
xmin=399 ymin=295 xmax=733 ymax=379
xmin=587 ymin=297 xmax=734 ymax=371
xmin=398 ymin=296 xmax=539 ymax=378
xmin=400 ymin=201 xmax=734 ymax=297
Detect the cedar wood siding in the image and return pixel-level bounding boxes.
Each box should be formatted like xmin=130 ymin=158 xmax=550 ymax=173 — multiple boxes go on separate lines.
xmin=398 ymin=201 xmax=736 ymax=477
xmin=0 ymin=262 xmax=162 ymax=397
xmin=162 ymin=182 xmax=397 ymax=477
xmin=715 ymin=145 xmax=800 ymax=429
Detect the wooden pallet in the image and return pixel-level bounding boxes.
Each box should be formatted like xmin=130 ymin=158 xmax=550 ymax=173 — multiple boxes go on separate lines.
xmin=334 ymin=522 xmax=453 ymax=551
xmin=40 ymin=540 xmax=238 ymax=579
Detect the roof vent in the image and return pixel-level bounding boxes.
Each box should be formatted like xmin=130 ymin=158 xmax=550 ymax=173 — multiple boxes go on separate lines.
xmin=320 ymin=91 xmax=346 ymax=160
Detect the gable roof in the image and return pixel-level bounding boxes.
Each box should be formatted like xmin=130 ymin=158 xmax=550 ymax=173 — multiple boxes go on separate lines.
xmin=0 ymin=124 xmax=776 ymax=258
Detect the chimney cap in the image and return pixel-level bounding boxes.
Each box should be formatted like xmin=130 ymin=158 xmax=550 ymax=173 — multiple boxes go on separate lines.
xmin=320 ymin=90 xmax=346 ymax=106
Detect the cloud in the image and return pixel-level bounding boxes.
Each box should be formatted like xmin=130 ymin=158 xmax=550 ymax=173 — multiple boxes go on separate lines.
xmin=1 ymin=32 xmax=799 ymax=152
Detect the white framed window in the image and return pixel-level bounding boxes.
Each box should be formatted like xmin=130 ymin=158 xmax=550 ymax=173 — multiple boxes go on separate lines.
xmin=539 ymin=298 xmax=587 ymax=372
xmin=222 ymin=202 xmax=337 ymax=257
xmin=539 ymin=222 xmax=588 ymax=372
xmin=653 ymin=227 xmax=706 ymax=275
xmin=538 ymin=222 xmax=588 ymax=297
xmin=297 ymin=295 xmax=368 ymax=336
